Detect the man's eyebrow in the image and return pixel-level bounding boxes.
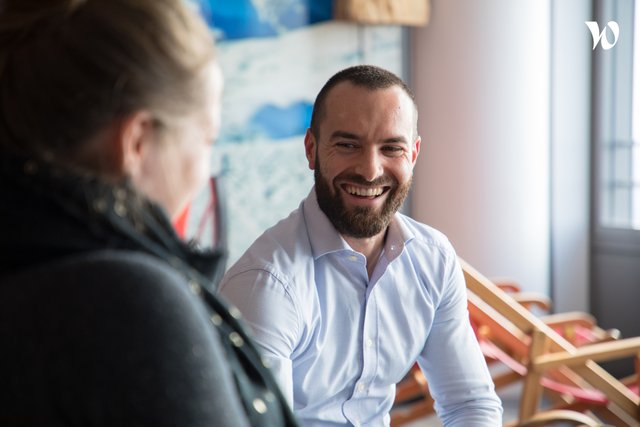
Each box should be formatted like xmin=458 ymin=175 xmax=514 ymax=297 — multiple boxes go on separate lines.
xmin=382 ymin=136 xmax=409 ymax=145
xmin=330 ymin=131 xmax=360 ymax=140
xmin=329 ymin=132 xmax=409 ymax=145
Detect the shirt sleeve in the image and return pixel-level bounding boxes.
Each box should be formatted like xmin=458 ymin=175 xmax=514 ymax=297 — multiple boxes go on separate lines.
xmin=417 ymin=256 xmax=503 ymax=426
xmin=219 ymin=268 xmax=300 ymax=406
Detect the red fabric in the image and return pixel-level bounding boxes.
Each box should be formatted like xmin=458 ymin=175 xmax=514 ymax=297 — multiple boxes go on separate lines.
xmin=173 ymin=204 xmax=190 ymax=239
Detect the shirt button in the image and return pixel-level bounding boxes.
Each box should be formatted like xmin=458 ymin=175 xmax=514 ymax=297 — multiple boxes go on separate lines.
xmin=356 ymin=383 xmax=366 ymax=393
xmin=348 ymin=255 xmax=358 ymax=262
xmin=390 ymin=245 xmax=396 ymax=251
xmin=366 ymin=338 xmax=374 ymax=348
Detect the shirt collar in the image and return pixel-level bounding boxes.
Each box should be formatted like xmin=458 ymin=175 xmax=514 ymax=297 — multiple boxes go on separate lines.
xmin=302 ymin=187 xmax=415 ymax=260
xmin=383 ymin=211 xmax=414 ymax=262
xmin=303 ymin=187 xmax=350 ymax=259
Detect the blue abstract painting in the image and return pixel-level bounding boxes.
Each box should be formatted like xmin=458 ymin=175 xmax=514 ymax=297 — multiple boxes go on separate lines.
xmin=195 ymin=0 xmax=333 ymax=40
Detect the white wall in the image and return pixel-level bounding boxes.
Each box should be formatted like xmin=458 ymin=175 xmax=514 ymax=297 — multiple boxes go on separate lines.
xmin=410 ymin=0 xmax=551 ymax=295
xmin=549 ymin=0 xmax=591 ymax=312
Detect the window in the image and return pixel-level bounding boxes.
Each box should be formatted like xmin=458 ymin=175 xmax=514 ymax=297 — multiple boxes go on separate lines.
xmin=590 ymin=0 xmax=640 ymax=378
xmin=596 ymin=0 xmax=639 ymax=230
xmin=632 ymin=1 xmax=640 ymax=229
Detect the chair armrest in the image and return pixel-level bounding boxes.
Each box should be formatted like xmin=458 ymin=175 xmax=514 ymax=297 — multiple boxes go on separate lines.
xmin=540 ymin=311 xmax=597 ymax=328
xmin=533 ymin=336 xmax=640 ymax=372
xmin=511 ymin=292 xmax=552 ymax=312
xmin=541 ymin=312 xmax=621 ymax=344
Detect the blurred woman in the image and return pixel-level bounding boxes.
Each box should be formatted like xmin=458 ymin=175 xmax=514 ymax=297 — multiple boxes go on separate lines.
xmin=0 ymin=0 xmax=298 ymax=426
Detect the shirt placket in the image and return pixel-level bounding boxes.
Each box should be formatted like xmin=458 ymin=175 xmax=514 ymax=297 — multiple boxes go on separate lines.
xmin=343 ymin=253 xmax=379 ymax=427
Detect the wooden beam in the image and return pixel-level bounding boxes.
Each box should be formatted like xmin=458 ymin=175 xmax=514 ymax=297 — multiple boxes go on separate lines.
xmin=334 ymin=0 xmax=430 ymax=26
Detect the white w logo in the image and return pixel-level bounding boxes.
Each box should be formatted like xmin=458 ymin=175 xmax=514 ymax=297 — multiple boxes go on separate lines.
xmin=585 ymin=21 xmax=620 ymax=50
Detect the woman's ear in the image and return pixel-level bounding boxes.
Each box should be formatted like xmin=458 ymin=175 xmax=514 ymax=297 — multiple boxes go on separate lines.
xmin=116 ymin=111 xmax=155 ymax=178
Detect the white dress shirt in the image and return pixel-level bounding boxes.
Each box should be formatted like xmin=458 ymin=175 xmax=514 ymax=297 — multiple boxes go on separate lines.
xmin=220 ymin=188 xmax=502 ymax=426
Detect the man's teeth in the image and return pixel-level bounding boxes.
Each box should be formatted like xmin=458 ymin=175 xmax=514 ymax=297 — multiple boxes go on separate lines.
xmin=345 ymin=185 xmax=383 ymax=197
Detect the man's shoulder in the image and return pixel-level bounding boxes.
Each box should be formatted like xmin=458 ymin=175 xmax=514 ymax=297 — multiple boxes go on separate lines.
xmin=396 ymin=213 xmax=455 ymax=254
xmin=394 ymin=215 xmax=462 ymax=290
xmin=226 ymin=204 xmax=312 ymax=279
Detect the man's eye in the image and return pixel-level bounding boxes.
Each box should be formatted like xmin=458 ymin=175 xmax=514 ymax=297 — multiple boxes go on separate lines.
xmin=337 ymin=142 xmax=358 ymax=150
xmin=382 ymin=146 xmax=404 ymax=155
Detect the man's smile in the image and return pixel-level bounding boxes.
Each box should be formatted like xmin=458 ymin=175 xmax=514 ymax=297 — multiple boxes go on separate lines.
xmin=342 ymin=184 xmax=389 ymax=198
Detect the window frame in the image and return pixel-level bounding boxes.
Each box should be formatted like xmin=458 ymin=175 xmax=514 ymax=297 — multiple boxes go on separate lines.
xmin=591 ymin=0 xmax=640 ymax=251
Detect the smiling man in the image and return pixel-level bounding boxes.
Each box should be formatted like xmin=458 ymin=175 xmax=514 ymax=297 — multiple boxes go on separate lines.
xmin=219 ymin=65 xmax=502 ymax=426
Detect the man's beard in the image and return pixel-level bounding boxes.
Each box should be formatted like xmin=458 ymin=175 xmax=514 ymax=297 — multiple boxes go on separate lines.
xmin=314 ymin=160 xmax=411 ymax=238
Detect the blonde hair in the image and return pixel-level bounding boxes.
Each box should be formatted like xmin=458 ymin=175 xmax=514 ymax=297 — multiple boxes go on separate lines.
xmin=0 ymin=0 xmax=216 ymax=158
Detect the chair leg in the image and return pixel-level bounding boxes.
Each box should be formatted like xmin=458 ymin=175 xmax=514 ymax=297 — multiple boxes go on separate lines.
xmin=519 ymin=329 xmax=550 ymax=422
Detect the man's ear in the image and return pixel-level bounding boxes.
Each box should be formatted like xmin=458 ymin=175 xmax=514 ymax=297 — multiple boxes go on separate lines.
xmin=411 ymin=136 xmax=421 ymax=167
xmin=116 ymin=111 xmax=155 ymax=178
xmin=304 ymin=128 xmax=316 ymax=170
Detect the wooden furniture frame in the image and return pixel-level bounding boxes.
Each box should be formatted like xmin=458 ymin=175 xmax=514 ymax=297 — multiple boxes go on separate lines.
xmin=463 ymin=259 xmax=640 ymax=426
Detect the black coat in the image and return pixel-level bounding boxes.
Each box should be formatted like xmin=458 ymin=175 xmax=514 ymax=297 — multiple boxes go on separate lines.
xmin=0 ymin=150 xmax=299 ymax=427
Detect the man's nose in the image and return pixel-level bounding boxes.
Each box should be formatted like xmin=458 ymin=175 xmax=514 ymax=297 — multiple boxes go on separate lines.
xmin=354 ymin=148 xmax=384 ymax=182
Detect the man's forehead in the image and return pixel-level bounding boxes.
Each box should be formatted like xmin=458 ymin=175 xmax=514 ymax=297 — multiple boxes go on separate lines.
xmin=323 ymin=84 xmax=414 ymax=119
xmin=324 ymin=83 xmax=416 ymax=120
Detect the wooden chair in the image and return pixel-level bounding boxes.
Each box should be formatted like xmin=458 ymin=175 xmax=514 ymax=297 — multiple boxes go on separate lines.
xmin=390 ymin=272 xmax=552 ymax=425
xmin=491 ymin=278 xmax=552 ymax=313
xmin=490 ymin=278 xmax=620 ymax=348
xmin=391 ymin=260 xmax=635 ymax=426
xmin=463 ymin=259 xmax=640 ymax=426
xmin=517 ymin=409 xmax=605 ymax=426
xmin=469 ymin=290 xmax=620 ymax=395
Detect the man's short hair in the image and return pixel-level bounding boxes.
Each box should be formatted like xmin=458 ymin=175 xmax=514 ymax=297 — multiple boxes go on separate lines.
xmin=309 ymin=65 xmax=418 ymax=139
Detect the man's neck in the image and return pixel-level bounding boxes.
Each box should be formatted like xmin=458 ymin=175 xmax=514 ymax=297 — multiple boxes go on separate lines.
xmin=343 ymin=229 xmax=388 ymax=279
